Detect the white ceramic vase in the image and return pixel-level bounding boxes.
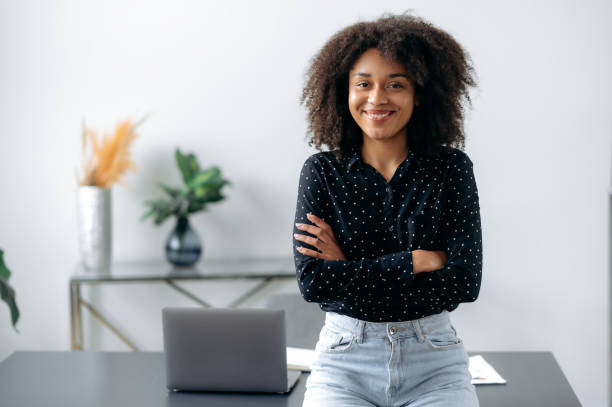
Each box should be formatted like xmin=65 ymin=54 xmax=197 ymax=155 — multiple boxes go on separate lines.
xmin=76 ymin=186 xmax=112 ymax=271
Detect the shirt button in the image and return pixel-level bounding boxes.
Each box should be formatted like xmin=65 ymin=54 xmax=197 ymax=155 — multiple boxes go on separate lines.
xmin=389 ymin=326 xmax=397 ymax=334
xmin=386 ymin=187 xmax=392 ymax=193
xmin=389 ymin=225 xmax=394 ymax=232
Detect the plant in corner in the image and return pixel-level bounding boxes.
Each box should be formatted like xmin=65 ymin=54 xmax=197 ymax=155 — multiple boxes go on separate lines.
xmin=141 ymin=148 xmax=231 ymax=267
xmin=0 ymin=249 xmax=19 ymax=331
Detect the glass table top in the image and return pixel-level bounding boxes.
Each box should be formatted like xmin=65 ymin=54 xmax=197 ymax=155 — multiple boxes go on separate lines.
xmin=71 ymin=257 xmax=296 ymax=282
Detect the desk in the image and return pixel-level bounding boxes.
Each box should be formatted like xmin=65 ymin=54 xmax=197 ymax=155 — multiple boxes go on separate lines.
xmin=70 ymin=257 xmax=296 ymax=350
xmin=0 ymin=351 xmax=580 ymax=406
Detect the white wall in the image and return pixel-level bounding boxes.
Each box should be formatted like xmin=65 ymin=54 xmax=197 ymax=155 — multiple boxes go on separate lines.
xmin=0 ymin=0 xmax=610 ymax=405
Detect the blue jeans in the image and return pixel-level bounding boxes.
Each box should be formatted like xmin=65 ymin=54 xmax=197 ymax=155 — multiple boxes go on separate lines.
xmin=303 ymin=310 xmax=479 ymax=407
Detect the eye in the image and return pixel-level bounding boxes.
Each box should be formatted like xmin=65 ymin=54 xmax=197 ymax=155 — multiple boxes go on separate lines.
xmin=355 ymin=82 xmax=368 ymax=88
xmin=389 ymin=83 xmax=404 ymax=89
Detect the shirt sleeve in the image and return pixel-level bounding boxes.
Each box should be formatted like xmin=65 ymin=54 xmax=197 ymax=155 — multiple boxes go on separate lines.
xmin=410 ymin=152 xmax=483 ymax=307
xmin=293 ymin=156 xmax=416 ymax=304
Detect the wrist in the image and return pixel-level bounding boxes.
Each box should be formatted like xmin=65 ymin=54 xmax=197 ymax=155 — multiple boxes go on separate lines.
xmin=411 ymin=250 xmax=422 ymax=274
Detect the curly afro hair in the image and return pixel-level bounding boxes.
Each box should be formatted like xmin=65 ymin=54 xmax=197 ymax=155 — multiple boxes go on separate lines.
xmin=300 ymin=12 xmax=478 ymax=163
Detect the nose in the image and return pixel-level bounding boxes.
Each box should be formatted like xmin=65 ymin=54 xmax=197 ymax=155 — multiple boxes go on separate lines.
xmin=367 ymin=85 xmax=388 ymax=105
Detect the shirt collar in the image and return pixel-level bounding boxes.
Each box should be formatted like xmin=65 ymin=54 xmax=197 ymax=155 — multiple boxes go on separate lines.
xmin=346 ymin=149 xmax=423 ymax=173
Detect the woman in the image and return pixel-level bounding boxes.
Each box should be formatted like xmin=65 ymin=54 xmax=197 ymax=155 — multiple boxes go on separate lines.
xmin=292 ymin=12 xmax=482 ymax=407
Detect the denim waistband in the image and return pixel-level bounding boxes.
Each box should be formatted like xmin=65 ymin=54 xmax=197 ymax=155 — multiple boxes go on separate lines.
xmin=324 ymin=310 xmax=452 ymax=342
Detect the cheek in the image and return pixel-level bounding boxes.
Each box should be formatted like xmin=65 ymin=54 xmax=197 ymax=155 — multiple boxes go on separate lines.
xmin=398 ymin=96 xmax=416 ymax=117
xmin=348 ymin=92 xmax=361 ymax=120
xmin=398 ymin=93 xmax=415 ymax=106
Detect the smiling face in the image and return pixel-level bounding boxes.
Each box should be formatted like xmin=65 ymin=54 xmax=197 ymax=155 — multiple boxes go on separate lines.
xmin=348 ymin=48 xmax=418 ymax=144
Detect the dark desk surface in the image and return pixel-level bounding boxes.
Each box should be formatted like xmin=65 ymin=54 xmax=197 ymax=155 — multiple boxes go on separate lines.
xmin=0 ymin=351 xmax=580 ymax=407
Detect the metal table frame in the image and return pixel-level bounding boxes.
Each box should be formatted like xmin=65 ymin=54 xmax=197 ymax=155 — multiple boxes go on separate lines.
xmin=69 ymin=257 xmax=296 ymax=351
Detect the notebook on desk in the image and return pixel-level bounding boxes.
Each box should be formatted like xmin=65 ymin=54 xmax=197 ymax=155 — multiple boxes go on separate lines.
xmin=162 ymin=307 xmax=301 ymax=394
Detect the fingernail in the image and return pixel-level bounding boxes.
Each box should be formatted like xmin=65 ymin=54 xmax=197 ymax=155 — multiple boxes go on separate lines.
xmin=295 ymin=223 xmax=303 ymax=227
xmin=293 ymin=233 xmax=299 ymax=238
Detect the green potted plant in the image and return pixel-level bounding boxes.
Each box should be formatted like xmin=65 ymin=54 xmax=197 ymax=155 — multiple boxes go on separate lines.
xmin=0 ymin=249 xmax=19 ymax=331
xmin=141 ymin=148 xmax=231 ymax=267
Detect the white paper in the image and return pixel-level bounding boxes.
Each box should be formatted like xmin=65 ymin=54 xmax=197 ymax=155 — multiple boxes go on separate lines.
xmin=286 ymin=346 xmax=316 ymax=371
xmin=287 ymin=347 xmax=507 ymax=386
xmin=468 ymin=355 xmax=507 ymax=384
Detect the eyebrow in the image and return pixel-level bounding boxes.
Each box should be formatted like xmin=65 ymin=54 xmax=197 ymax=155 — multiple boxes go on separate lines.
xmin=353 ymin=72 xmax=409 ymax=79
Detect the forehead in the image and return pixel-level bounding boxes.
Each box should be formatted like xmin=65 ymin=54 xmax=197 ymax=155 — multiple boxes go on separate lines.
xmin=349 ymin=48 xmax=408 ymax=74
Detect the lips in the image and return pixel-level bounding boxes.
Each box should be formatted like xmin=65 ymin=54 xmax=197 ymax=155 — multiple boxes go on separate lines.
xmin=363 ymin=110 xmax=395 ymax=121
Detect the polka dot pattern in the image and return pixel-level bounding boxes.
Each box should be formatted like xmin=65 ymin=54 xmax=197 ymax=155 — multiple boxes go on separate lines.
xmin=292 ymin=148 xmax=482 ymax=322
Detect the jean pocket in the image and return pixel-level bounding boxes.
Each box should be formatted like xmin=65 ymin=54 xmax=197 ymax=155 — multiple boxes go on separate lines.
xmin=425 ymin=324 xmax=463 ymax=350
xmin=316 ymin=326 xmax=355 ymax=353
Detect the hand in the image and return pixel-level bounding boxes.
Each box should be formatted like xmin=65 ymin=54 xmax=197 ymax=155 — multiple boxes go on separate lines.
xmin=412 ymin=249 xmax=447 ymax=274
xmin=294 ymin=213 xmax=346 ymax=261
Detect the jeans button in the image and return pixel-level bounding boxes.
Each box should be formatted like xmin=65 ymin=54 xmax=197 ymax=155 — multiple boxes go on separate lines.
xmin=389 ymin=326 xmax=397 ymax=334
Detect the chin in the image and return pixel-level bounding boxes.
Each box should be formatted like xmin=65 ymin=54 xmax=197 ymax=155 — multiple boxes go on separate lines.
xmin=365 ymin=130 xmax=395 ymax=140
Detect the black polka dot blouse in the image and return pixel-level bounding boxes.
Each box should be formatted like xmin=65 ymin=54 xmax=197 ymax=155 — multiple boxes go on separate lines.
xmin=292 ymin=147 xmax=482 ymax=322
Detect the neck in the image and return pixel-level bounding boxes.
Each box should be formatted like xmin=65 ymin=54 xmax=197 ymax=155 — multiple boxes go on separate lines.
xmin=360 ymin=133 xmax=409 ymax=172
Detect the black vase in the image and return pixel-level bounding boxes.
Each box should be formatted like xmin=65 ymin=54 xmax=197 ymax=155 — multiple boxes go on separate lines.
xmin=165 ymin=216 xmax=202 ymax=267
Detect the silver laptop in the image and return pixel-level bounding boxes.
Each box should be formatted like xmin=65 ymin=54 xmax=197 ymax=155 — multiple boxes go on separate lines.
xmin=162 ymin=307 xmax=301 ymax=394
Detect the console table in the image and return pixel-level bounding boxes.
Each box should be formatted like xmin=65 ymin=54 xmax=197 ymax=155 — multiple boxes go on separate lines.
xmin=69 ymin=257 xmax=296 ymax=350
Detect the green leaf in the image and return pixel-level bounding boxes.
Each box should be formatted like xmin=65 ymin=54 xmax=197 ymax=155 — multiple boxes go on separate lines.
xmin=0 ymin=249 xmax=19 ymax=330
xmin=193 ymin=184 xmax=213 ymax=199
xmin=154 ymin=203 xmax=176 ymax=225
xmin=187 ymin=201 xmax=207 ymax=214
xmin=187 ymin=167 xmax=221 ymax=189
xmin=157 ymin=182 xmax=181 ymax=198
xmin=175 ymin=148 xmax=191 ymax=184
xmin=186 ymin=154 xmax=200 ymax=180
xmin=212 ymin=179 xmax=231 ymax=190
xmin=140 ymin=208 xmax=155 ymax=222
xmin=206 ymin=191 xmax=225 ymax=203
xmin=0 ymin=250 xmax=10 ymax=281
xmin=0 ymin=280 xmax=19 ymax=330
xmin=175 ymin=149 xmax=201 ymax=184
xmin=142 ymin=198 xmax=179 ymax=225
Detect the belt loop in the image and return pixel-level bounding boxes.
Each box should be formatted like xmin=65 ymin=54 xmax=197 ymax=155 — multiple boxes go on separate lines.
xmin=411 ymin=320 xmax=425 ymax=342
xmin=354 ymin=320 xmax=365 ymax=344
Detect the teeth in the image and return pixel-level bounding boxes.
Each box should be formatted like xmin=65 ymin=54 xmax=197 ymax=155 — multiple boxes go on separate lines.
xmin=365 ymin=112 xmax=392 ymax=119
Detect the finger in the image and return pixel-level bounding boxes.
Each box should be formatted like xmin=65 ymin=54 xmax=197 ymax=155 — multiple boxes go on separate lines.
xmin=295 ymin=222 xmax=318 ymax=234
xmin=307 ymin=212 xmax=331 ymax=233
xmin=306 ymin=212 xmax=326 ymax=226
xmin=296 ymin=246 xmax=322 ymax=258
xmin=294 ymin=233 xmax=321 ymax=248
xmin=295 ymin=223 xmax=328 ymax=243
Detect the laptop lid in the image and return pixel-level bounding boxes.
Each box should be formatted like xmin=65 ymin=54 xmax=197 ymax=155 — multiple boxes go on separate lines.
xmin=162 ymin=307 xmax=296 ymax=393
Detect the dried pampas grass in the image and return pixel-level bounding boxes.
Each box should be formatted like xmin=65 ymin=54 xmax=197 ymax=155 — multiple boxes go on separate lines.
xmin=77 ymin=117 xmax=146 ymax=188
